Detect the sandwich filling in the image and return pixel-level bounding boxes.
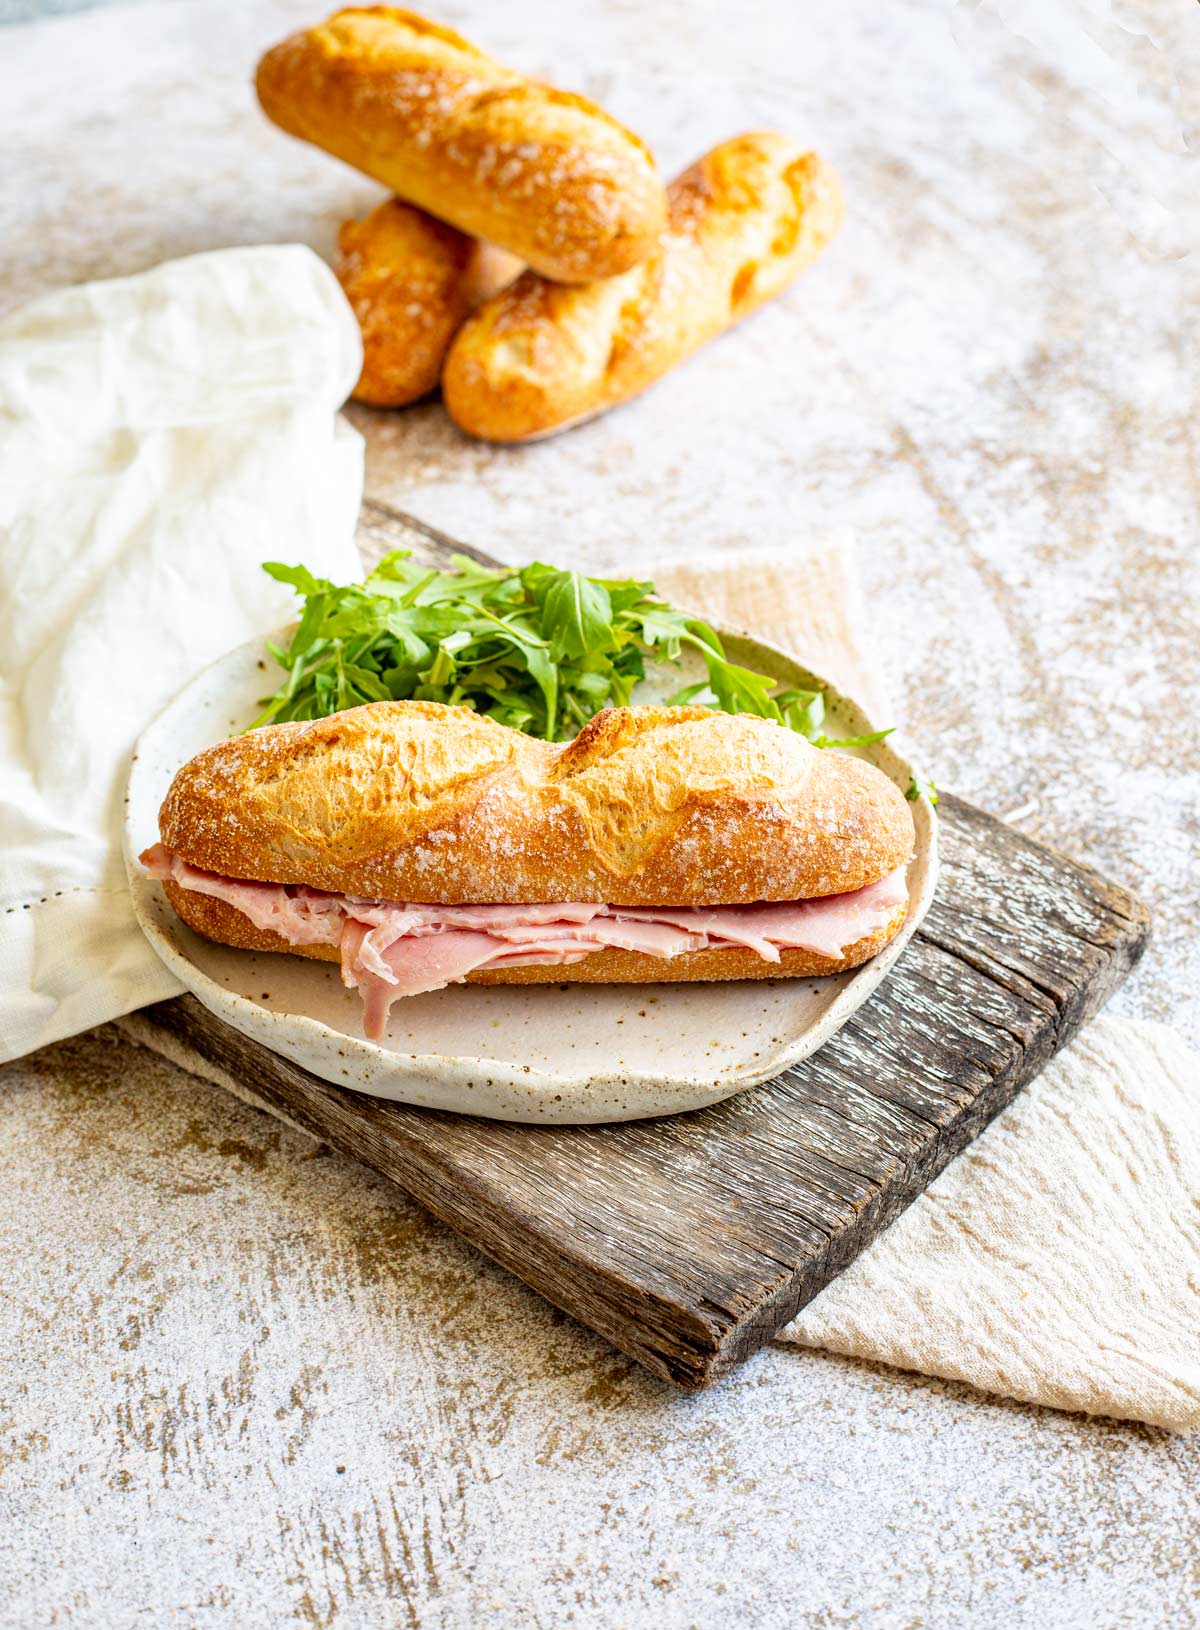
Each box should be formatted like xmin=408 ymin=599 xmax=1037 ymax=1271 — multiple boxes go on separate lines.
xmin=142 ymin=844 xmax=908 ymax=1041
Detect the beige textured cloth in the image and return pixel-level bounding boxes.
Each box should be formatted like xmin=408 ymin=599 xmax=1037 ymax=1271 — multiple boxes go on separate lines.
xmin=655 ymin=549 xmax=893 ymax=730
xmin=784 ymin=1017 xmax=1200 ymax=1431
xmin=659 ymin=551 xmax=1200 ymax=1433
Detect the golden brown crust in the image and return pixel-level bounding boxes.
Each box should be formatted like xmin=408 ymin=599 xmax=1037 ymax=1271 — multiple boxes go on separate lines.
xmin=256 ymin=7 xmax=666 ymax=282
xmin=441 ymin=133 xmax=844 ymax=442
xmin=163 ymin=880 xmax=908 ymax=986
xmin=157 ymin=701 xmax=914 ymax=908
xmin=335 ymin=200 xmax=521 ymax=406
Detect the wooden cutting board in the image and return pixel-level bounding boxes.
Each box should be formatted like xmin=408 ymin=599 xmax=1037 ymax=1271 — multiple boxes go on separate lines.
xmin=129 ymin=501 xmax=1150 ymax=1389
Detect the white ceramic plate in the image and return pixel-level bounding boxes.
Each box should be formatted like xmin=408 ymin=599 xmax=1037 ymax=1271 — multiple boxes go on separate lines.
xmin=125 ymin=627 xmax=937 ymax=1124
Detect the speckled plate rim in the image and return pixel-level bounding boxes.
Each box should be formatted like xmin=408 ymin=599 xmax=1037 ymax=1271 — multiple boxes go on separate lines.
xmin=124 ymin=624 xmax=938 ymax=1124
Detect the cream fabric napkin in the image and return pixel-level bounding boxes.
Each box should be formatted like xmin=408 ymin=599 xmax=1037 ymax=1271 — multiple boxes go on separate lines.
xmin=658 ymin=556 xmax=1200 ymax=1433
xmin=0 ymin=247 xmax=364 ymax=1063
xmin=784 ymin=1016 xmax=1200 ymax=1429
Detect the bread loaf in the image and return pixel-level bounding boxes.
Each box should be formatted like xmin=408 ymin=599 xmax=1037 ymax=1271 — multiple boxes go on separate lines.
xmin=157 ymin=701 xmax=913 ymax=909
xmin=442 ymin=133 xmax=843 ymax=441
xmin=256 ymin=7 xmax=667 ymax=283
xmin=336 ymin=198 xmax=521 ymax=406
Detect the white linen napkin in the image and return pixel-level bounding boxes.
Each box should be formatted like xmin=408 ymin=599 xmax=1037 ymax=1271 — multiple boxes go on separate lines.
xmin=0 ymin=246 xmax=365 ymax=1063
xmin=657 ymin=557 xmax=1200 ymax=1433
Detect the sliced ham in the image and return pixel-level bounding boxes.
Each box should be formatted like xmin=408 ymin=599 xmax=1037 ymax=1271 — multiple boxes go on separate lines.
xmin=358 ymin=932 xmax=612 ymax=1038
xmin=482 ymin=948 xmax=595 ymax=969
xmin=141 ymin=842 xmax=907 ymax=1042
xmin=479 ymin=917 xmax=705 ymax=958
xmin=411 ymin=901 xmax=607 ymax=931
xmin=142 ymin=844 xmax=343 ymax=948
xmin=632 ymin=868 xmax=911 ymax=962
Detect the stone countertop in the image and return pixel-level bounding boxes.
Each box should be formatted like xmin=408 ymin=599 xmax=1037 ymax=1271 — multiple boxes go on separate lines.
xmin=1 ymin=1 xmax=1198 ymax=1626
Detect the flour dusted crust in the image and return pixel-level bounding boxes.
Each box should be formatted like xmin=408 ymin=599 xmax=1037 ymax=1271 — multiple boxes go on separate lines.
xmin=442 ymin=133 xmax=844 ymax=442
xmin=157 ymin=700 xmax=914 ymax=908
xmin=256 ymin=7 xmax=666 ymax=283
xmin=162 ymin=881 xmax=908 ymax=985
xmin=336 ymin=199 xmax=521 ymax=406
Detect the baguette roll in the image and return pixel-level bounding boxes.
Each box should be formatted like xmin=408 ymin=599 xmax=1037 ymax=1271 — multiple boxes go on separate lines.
xmin=156 ymin=701 xmax=912 ymax=908
xmin=442 ymin=133 xmax=843 ymax=442
xmin=148 ymin=702 xmax=914 ymax=1022
xmin=256 ymin=7 xmax=667 ymax=283
xmin=336 ymin=199 xmax=521 ymax=406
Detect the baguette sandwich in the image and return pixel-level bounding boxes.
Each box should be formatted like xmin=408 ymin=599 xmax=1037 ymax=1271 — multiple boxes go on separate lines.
xmin=256 ymin=7 xmax=666 ymax=283
xmin=141 ymin=702 xmax=915 ymax=1041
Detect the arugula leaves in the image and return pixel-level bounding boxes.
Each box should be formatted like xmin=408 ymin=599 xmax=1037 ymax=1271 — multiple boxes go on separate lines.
xmin=905 ymin=774 xmax=939 ymax=805
xmin=540 ymin=572 xmax=614 ymax=662
xmin=250 ymin=552 xmax=899 ymax=765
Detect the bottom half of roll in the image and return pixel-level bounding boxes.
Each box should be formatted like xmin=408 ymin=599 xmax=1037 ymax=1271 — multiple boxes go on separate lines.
xmin=157 ymin=865 xmax=909 ymax=1041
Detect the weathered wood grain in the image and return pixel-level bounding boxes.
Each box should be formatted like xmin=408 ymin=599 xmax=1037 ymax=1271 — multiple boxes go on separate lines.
xmin=130 ymin=503 xmax=1150 ymax=1388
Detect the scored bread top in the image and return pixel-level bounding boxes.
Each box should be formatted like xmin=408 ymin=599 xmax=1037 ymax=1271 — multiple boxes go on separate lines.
xmin=255 ymin=7 xmax=666 ymax=282
xmin=158 ymin=702 xmax=914 ymax=907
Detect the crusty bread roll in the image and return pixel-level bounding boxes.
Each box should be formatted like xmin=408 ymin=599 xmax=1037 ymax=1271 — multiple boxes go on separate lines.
xmin=157 ymin=701 xmax=912 ymax=909
xmin=442 ymin=133 xmax=843 ymax=442
xmin=336 ymin=199 xmax=521 ymax=406
xmin=256 ymin=7 xmax=667 ymax=283
xmin=153 ymin=701 xmax=913 ymax=995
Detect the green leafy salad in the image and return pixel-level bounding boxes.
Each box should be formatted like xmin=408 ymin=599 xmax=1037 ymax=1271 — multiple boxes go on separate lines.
xmin=252 ymin=551 xmax=935 ymax=802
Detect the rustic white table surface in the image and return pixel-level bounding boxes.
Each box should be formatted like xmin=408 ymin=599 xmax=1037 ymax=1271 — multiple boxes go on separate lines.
xmin=2 ymin=2 xmax=1198 ymax=1626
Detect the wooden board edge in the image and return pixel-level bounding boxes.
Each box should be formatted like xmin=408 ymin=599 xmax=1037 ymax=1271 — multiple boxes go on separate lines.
xmin=699 ymin=859 xmax=1151 ymax=1385
xmin=132 ymin=994 xmax=721 ymax=1388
